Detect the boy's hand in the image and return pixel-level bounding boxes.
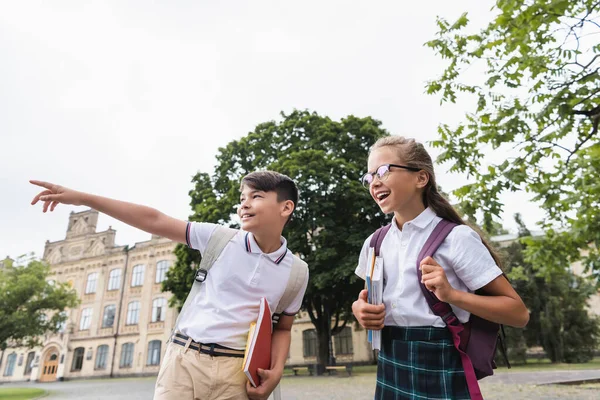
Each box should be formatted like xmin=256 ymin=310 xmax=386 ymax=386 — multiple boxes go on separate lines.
xmin=420 ymin=256 xmax=457 ymax=303
xmin=352 ymin=289 xmax=385 ymax=330
xmin=30 ymin=180 xmax=84 ymax=212
xmin=246 ymin=368 xmax=281 ymax=400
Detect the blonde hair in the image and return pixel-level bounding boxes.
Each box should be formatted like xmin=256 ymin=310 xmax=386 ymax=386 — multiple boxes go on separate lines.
xmin=371 ymin=136 xmax=503 ymax=268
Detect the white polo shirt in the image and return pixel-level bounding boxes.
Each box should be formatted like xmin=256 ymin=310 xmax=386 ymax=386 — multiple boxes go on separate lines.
xmin=177 ymin=222 xmax=308 ymax=350
xmin=355 ymin=208 xmax=503 ymax=328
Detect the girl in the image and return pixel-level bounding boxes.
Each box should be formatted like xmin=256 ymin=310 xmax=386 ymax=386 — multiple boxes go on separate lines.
xmin=352 ymin=136 xmax=529 ymax=400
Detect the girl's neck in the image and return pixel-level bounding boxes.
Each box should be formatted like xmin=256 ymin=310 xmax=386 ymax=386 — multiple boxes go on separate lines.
xmin=393 ymin=201 xmax=427 ymax=231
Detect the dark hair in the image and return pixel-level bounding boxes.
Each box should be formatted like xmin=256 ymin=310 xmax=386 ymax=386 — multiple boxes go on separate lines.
xmin=371 ymin=136 xmax=503 ymax=268
xmin=240 ymin=171 xmax=299 ymax=223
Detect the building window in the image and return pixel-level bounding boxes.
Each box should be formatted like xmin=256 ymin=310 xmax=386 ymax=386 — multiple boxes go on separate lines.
xmin=131 ymin=265 xmax=145 ymax=287
xmin=17 ymin=354 xmax=24 ymax=366
xmin=71 ymin=348 xmax=84 ymax=371
xmin=85 ymin=272 xmax=98 ymax=294
xmin=24 ymin=352 xmax=35 ymax=375
xmin=126 ymin=301 xmax=140 ymax=325
xmin=155 ymin=260 xmax=169 ymax=283
xmin=302 ymin=329 xmax=317 ymax=357
xmin=95 ymin=345 xmax=109 ymax=370
xmin=334 ymin=327 xmax=354 ymax=355
xmin=120 ymin=343 xmax=134 ymax=368
xmin=102 ymin=305 xmax=116 ymax=328
xmin=57 ymin=311 xmax=68 ymax=333
xmin=108 ymin=269 xmax=122 ymax=291
xmin=3 ymin=353 xmax=16 ymax=376
xmin=147 ymin=340 xmax=161 ymax=366
xmin=79 ymin=308 xmax=92 ymax=331
xmin=152 ymin=298 xmax=167 ymax=322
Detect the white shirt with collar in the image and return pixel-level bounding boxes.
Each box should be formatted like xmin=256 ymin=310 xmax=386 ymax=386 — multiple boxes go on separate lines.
xmin=355 ymin=208 xmax=503 ymax=328
xmin=177 ymin=222 xmax=308 ymax=350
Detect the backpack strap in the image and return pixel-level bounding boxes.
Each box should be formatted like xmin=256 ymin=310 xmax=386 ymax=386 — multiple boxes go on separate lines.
xmin=370 ymin=224 xmax=392 ymax=255
xmin=173 ymin=225 xmax=238 ymax=332
xmin=273 ymin=255 xmax=308 ymax=323
xmin=416 ymin=220 xmax=483 ymax=400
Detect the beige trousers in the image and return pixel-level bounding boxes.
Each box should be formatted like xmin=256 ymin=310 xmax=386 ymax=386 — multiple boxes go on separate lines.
xmin=153 ymin=340 xmax=249 ymax=400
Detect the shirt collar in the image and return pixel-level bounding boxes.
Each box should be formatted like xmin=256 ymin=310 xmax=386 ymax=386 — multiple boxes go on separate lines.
xmin=244 ymin=232 xmax=288 ymax=264
xmin=391 ymin=207 xmax=437 ymax=231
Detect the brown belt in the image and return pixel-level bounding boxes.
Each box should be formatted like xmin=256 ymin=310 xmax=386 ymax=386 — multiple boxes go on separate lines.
xmin=171 ymin=332 xmax=245 ymax=358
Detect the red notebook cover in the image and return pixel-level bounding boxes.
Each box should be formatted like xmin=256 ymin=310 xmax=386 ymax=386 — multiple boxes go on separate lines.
xmin=243 ymin=297 xmax=272 ymax=387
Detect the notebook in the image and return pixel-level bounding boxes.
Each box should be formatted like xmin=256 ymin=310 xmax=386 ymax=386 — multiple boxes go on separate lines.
xmin=243 ymin=297 xmax=272 ymax=387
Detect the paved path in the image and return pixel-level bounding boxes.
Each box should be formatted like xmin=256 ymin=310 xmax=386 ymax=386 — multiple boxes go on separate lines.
xmin=2 ymin=370 xmax=600 ymax=399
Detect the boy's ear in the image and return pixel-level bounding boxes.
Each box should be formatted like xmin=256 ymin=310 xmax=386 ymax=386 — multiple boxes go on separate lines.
xmin=281 ymin=200 xmax=295 ymax=218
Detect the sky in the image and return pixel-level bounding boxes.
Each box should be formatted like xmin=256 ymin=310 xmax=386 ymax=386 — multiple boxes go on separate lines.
xmin=0 ymin=0 xmax=547 ymax=260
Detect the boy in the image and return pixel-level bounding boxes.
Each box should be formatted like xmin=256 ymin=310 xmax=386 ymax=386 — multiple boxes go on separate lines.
xmin=30 ymin=171 xmax=309 ymax=400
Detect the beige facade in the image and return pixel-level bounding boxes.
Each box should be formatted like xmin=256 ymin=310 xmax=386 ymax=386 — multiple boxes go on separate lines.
xmin=0 ymin=210 xmax=374 ymax=383
xmin=1 ymin=210 xmax=178 ymax=383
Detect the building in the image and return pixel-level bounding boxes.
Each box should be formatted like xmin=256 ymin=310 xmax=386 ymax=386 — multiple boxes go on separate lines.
xmin=0 ymin=210 xmax=373 ymax=383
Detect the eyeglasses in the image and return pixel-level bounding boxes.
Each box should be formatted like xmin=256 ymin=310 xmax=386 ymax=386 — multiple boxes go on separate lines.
xmin=360 ymin=164 xmax=420 ymax=187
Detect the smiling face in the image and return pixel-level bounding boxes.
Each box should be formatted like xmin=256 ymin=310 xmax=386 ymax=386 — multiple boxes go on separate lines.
xmin=237 ymin=185 xmax=292 ymax=234
xmin=366 ymin=146 xmax=428 ymax=214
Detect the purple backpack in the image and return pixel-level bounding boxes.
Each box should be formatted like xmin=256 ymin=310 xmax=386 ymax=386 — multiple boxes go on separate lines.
xmin=370 ymin=220 xmax=509 ymax=400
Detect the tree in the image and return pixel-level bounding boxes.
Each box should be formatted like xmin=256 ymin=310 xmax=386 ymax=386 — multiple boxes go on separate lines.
xmin=498 ymin=214 xmax=599 ymax=364
xmin=163 ymin=110 xmax=389 ymax=372
xmin=0 ymin=258 xmax=79 ymax=350
xmin=426 ymin=1 xmax=600 ymax=282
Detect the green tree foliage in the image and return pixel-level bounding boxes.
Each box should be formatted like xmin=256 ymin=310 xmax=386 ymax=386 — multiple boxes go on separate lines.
xmin=0 ymin=258 xmax=79 ymax=350
xmin=498 ymin=214 xmax=599 ymax=364
xmin=426 ymin=1 xmax=600 ymax=282
xmin=163 ymin=110 xmax=389 ymax=370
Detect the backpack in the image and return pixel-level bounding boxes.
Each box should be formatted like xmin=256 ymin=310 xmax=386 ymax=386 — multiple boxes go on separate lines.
xmin=370 ymin=219 xmax=509 ymax=400
xmin=174 ymin=226 xmax=309 ymax=330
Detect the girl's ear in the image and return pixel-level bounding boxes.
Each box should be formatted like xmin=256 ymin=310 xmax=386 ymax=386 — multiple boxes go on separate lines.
xmin=416 ymin=170 xmax=429 ymax=189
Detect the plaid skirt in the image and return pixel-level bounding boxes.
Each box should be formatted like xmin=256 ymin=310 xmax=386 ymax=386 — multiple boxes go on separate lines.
xmin=375 ymin=326 xmax=471 ymax=400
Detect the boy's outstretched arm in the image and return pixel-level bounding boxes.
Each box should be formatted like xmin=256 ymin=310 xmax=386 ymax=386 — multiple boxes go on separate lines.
xmin=30 ymin=180 xmax=188 ymax=244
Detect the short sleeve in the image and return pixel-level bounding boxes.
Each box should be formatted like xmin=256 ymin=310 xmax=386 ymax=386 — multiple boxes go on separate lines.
xmin=354 ymin=235 xmax=373 ymax=280
xmin=282 ymin=267 xmax=310 ymax=315
xmin=448 ymin=225 xmax=503 ymax=291
xmin=186 ymin=222 xmax=219 ymax=255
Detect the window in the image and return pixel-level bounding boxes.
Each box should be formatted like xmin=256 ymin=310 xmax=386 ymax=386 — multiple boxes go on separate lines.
xmin=152 ymin=298 xmax=167 ymax=322
xmin=57 ymin=311 xmax=67 ymax=333
xmin=120 ymin=343 xmax=134 ymax=368
xmin=95 ymin=345 xmax=109 ymax=370
xmin=18 ymin=354 xmax=24 ymax=366
xmin=147 ymin=340 xmax=161 ymax=366
xmin=155 ymin=260 xmax=169 ymax=283
xmin=131 ymin=265 xmax=145 ymax=287
xmin=24 ymin=352 xmax=35 ymax=375
xmin=79 ymin=308 xmax=92 ymax=330
xmin=102 ymin=305 xmax=116 ymax=328
xmin=334 ymin=327 xmax=354 ymax=355
xmin=3 ymin=353 xmax=16 ymax=376
xmin=85 ymin=272 xmax=98 ymax=294
xmin=71 ymin=347 xmax=84 ymax=371
xmin=302 ymin=329 xmax=317 ymax=357
xmin=126 ymin=301 xmax=140 ymax=325
xmin=108 ymin=269 xmax=121 ymax=291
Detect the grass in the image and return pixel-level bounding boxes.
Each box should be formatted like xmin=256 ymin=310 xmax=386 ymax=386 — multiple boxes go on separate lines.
xmin=284 ymin=357 xmax=600 ymax=377
xmin=0 ymin=388 xmax=46 ymax=400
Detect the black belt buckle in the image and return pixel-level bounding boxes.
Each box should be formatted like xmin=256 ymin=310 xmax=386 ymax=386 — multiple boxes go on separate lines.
xmin=195 ymin=268 xmax=208 ymax=283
